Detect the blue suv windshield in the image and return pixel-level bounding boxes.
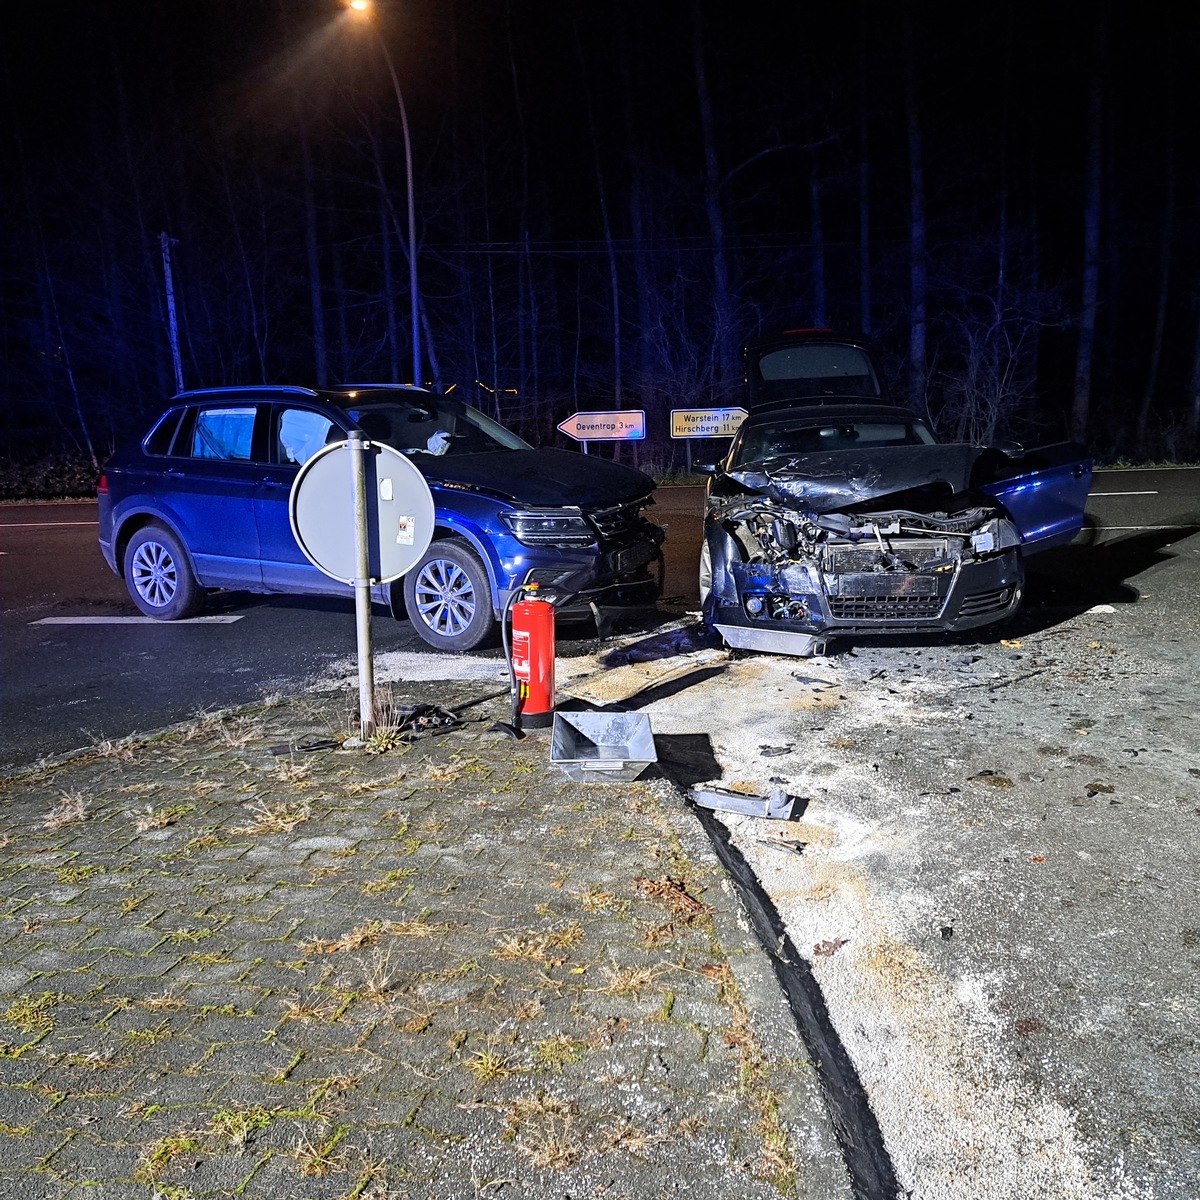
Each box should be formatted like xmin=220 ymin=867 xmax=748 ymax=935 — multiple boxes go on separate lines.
xmin=345 ymin=397 xmax=530 ymax=457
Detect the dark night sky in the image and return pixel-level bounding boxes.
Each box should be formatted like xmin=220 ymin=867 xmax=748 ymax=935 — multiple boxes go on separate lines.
xmin=2 ymin=2 xmax=1197 ymax=464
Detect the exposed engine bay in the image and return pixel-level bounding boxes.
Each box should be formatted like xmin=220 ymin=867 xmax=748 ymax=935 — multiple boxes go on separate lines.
xmin=702 ymin=445 xmax=1032 ymax=655
xmin=713 ymin=490 xmax=1019 ymax=610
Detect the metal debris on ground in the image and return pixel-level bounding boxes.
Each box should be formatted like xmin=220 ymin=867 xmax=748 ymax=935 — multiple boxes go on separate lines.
xmin=689 ymin=784 xmax=799 ymax=820
xmin=549 ymin=711 xmax=657 ymax=782
xmin=760 ymin=837 xmax=807 ymax=856
xmin=393 ymin=703 xmax=464 ymax=734
xmin=268 ymin=737 xmax=341 ymax=756
xmin=758 ymin=743 xmax=794 ymax=758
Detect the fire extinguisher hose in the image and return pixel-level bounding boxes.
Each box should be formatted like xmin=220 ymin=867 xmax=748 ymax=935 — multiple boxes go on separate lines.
xmin=500 ymin=585 xmax=523 ymax=734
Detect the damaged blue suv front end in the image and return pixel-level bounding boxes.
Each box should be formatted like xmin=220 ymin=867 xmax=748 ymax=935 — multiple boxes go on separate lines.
xmin=700 ymin=341 xmax=1091 ymax=656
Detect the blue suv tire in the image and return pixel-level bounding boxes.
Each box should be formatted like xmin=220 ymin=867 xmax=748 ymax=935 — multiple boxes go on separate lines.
xmin=123 ymin=524 xmax=204 ymax=620
xmin=403 ymin=538 xmax=496 ymax=651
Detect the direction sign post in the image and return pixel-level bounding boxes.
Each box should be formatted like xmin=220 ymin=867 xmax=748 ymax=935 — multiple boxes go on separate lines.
xmin=557 ymin=410 xmax=647 ymax=448
xmin=291 ymin=436 xmax=435 ymax=740
xmin=668 ymin=407 xmax=748 ymax=472
xmin=669 ymin=407 xmax=748 ymax=439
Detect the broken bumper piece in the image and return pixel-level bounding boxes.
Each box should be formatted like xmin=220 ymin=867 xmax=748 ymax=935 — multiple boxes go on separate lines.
xmin=690 ymin=785 xmax=799 ymax=820
xmin=713 ymin=624 xmax=829 ymax=656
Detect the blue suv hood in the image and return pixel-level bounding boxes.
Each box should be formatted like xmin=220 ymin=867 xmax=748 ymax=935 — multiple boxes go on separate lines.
xmin=421 ymin=448 xmax=654 ymax=508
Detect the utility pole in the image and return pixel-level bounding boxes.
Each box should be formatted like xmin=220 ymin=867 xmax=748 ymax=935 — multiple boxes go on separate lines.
xmin=160 ymin=232 xmax=184 ymax=392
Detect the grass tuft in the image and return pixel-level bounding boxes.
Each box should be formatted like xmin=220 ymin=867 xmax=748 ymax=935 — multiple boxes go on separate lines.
xmin=234 ymin=799 xmax=312 ymax=835
xmin=43 ymin=791 xmax=89 ymax=830
xmin=132 ymin=803 xmax=194 ymax=831
xmin=504 ymin=1094 xmax=581 ymax=1170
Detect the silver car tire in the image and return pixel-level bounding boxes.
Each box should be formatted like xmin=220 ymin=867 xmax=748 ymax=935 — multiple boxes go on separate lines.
xmin=402 ymin=539 xmax=496 ymax=651
xmin=122 ymin=524 xmax=204 ymax=620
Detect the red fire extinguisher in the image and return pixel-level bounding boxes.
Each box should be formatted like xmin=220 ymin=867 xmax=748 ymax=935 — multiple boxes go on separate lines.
xmin=509 ymin=584 xmax=555 ymax=730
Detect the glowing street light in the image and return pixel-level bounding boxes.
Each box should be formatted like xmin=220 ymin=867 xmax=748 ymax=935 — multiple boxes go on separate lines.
xmin=345 ymin=0 xmax=422 ymax=385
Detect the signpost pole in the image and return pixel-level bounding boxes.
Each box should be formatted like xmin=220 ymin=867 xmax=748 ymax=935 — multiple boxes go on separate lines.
xmin=347 ymin=429 xmax=376 ymax=739
xmin=581 ymin=440 xmax=589 ymax=456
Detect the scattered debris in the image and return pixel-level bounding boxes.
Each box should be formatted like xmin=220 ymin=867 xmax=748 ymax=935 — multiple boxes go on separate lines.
xmin=962 ymin=667 xmax=1049 ymax=692
xmin=812 ymin=937 xmax=848 ymax=957
xmin=690 ymin=785 xmax=799 ymax=820
xmin=760 ymin=837 xmax=807 ymax=856
xmin=393 ymin=703 xmax=464 ymax=734
xmin=633 ymin=875 xmax=712 ymax=919
xmin=758 ymin=744 xmax=794 ymax=758
xmin=269 ymin=737 xmax=340 ymax=756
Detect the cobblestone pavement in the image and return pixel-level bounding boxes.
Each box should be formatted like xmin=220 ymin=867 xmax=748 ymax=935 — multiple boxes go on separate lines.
xmin=0 ymin=683 xmax=850 ymax=1200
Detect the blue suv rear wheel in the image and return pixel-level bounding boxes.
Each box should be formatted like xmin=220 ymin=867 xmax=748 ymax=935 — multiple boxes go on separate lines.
xmin=123 ymin=524 xmax=204 ymax=620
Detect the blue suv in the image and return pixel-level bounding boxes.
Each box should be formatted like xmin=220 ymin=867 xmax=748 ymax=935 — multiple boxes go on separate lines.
xmin=98 ymin=385 xmax=664 ymax=650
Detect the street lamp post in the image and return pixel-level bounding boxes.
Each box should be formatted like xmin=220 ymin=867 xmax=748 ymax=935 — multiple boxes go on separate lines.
xmin=349 ymin=1 xmax=421 ymax=385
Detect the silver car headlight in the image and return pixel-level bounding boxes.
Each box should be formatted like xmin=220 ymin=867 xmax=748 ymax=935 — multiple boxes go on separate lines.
xmin=500 ymin=507 xmax=597 ymax=547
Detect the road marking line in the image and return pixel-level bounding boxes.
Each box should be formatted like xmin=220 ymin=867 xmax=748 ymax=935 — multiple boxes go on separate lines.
xmin=1089 ymin=490 xmax=1158 ymax=496
xmin=1095 ymin=464 xmax=1200 ymax=471
xmin=1098 ymin=526 xmax=1197 ymax=531
xmin=0 ymin=521 xmax=99 ymax=528
xmin=30 ymin=616 xmax=244 ymax=626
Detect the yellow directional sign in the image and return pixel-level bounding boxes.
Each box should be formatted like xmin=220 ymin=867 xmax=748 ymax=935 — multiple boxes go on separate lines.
xmin=670 ymin=407 xmax=748 ymax=439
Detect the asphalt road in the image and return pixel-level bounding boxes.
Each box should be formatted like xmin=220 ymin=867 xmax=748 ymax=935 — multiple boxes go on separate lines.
xmin=1 ymin=469 xmax=1197 ymax=772
xmin=0 ymin=502 xmax=420 ymax=771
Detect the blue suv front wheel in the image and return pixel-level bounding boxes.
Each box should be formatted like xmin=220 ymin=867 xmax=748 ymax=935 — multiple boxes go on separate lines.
xmin=402 ymin=539 xmax=496 ymax=652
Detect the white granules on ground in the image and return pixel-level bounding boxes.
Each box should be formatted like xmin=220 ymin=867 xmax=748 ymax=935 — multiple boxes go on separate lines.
xmin=558 ymin=642 xmax=1157 ymax=1200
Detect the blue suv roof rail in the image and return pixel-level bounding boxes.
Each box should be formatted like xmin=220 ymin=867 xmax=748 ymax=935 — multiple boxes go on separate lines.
xmin=335 ymin=383 xmax=430 ymax=392
xmin=172 ymin=385 xmax=321 ymax=400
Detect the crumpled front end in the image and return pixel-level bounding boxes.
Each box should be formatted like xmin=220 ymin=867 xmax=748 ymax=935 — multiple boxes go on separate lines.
xmin=704 ymin=494 xmax=1024 ymax=655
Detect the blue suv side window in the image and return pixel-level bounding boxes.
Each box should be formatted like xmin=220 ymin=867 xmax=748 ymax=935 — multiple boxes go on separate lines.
xmin=190 ymin=407 xmax=256 ymax=461
xmin=277 ymin=408 xmax=335 ymax=466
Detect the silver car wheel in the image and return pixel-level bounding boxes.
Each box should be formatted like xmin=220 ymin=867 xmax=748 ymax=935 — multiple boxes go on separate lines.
xmin=412 ymin=557 xmax=476 ymax=637
xmin=131 ymin=539 xmax=179 ymax=609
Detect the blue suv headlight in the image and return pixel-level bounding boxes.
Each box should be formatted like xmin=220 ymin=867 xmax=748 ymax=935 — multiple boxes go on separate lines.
xmin=500 ymin=507 xmax=597 ymax=547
